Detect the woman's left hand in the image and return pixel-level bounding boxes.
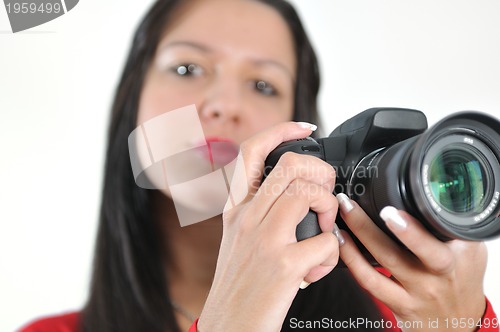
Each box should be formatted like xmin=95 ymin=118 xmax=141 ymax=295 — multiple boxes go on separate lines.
xmin=336 ymin=193 xmax=488 ymax=332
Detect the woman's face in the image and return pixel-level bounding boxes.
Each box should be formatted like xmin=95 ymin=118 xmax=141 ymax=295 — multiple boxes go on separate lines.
xmin=136 ymin=0 xmax=297 ymax=220
xmin=138 ymin=0 xmax=296 ymax=143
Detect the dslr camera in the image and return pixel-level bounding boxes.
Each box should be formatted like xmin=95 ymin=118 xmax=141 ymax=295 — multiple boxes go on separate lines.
xmin=264 ymin=108 xmax=500 ymax=265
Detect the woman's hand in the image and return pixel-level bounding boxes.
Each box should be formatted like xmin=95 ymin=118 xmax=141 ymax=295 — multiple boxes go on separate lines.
xmin=337 ymin=193 xmax=488 ymax=332
xmin=197 ymin=122 xmax=341 ymax=332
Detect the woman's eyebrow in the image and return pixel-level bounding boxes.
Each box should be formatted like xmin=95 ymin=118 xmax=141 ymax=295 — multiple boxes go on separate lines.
xmin=160 ymin=40 xmax=294 ymax=80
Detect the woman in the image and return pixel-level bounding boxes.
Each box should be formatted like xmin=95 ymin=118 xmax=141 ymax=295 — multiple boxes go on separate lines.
xmin=21 ymin=0 xmax=497 ymax=331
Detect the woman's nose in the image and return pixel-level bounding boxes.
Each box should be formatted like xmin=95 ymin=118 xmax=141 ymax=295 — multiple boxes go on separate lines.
xmin=199 ymin=76 xmax=243 ymax=125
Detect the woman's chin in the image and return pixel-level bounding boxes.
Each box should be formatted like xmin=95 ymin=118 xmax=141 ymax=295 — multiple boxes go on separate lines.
xmin=160 ymin=185 xmax=228 ymax=227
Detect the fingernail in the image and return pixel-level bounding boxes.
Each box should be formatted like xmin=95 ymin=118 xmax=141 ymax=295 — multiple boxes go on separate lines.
xmin=333 ymin=224 xmax=345 ymax=246
xmin=380 ymin=206 xmax=407 ymax=231
xmin=299 ymin=280 xmax=311 ymax=289
xmin=297 ymin=122 xmax=317 ymax=132
xmin=336 ymin=193 xmax=354 ymax=213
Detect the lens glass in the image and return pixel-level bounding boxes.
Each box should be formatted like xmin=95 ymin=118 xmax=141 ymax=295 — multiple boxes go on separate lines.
xmin=429 ymin=144 xmax=490 ymax=214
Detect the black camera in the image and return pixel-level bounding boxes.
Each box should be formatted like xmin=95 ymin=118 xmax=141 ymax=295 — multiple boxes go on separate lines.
xmin=264 ymin=108 xmax=500 ymax=265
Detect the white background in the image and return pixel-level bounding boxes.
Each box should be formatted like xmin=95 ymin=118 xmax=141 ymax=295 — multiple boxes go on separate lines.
xmin=1 ymin=1 xmax=499 ymax=331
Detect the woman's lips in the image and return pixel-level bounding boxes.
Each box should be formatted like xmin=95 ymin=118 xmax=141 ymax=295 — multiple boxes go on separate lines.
xmin=197 ymin=137 xmax=239 ymax=167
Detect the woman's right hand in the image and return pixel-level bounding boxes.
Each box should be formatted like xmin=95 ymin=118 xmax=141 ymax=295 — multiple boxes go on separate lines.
xmin=197 ymin=122 xmax=341 ymax=332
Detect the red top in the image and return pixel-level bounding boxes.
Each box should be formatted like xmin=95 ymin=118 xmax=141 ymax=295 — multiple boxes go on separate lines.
xmin=20 ymin=312 xmax=79 ymax=332
xmin=19 ymin=298 xmax=499 ymax=332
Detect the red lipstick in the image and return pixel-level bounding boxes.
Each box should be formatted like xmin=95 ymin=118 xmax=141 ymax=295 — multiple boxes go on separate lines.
xmin=200 ymin=137 xmax=239 ymax=167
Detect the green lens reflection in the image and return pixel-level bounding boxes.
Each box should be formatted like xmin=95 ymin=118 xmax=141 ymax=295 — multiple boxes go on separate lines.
xmin=429 ymin=146 xmax=488 ymax=214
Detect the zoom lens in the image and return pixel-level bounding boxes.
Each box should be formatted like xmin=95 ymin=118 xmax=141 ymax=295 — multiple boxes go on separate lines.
xmin=419 ymin=133 xmax=500 ymax=229
xmin=428 ymin=144 xmax=490 ymax=214
xmin=351 ymin=112 xmax=500 ymax=242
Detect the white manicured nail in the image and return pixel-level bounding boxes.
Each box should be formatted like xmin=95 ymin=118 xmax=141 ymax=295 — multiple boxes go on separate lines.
xmin=336 ymin=193 xmax=354 ymax=213
xmin=333 ymin=224 xmax=345 ymax=246
xmin=297 ymin=122 xmax=317 ymax=131
xmin=299 ymin=280 xmax=311 ymax=289
xmin=380 ymin=206 xmax=407 ymax=231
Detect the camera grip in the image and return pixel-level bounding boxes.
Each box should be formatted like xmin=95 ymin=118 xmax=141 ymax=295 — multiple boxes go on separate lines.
xmin=296 ymin=210 xmax=322 ymax=241
xmin=264 ymin=138 xmax=325 ymax=242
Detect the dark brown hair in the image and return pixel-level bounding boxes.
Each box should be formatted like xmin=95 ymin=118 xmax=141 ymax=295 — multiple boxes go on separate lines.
xmin=82 ymin=1 xmax=381 ymax=331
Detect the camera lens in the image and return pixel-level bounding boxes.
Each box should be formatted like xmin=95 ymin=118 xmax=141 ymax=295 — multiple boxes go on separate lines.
xmin=350 ymin=112 xmax=500 ymax=242
xmin=428 ymin=144 xmax=490 ymax=214
xmin=418 ymin=132 xmax=500 ymax=230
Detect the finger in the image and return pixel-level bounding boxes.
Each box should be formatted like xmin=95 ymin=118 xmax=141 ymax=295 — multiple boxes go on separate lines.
xmin=337 ymin=193 xmax=414 ymax=274
xmin=302 ymin=231 xmax=340 ymax=284
xmin=302 ymin=265 xmax=336 ymax=287
xmin=262 ymin=152 xmax=337 ymax=194
xmin=248 ymin=152 xmax=336 ymax=225
xmin=291 ymin=231 xmax=339 ymax=277
xmin=227 ymin=122 xmax=317 ymax=206
xmin=380 ymin=206 xmax=455 ymax=275
xmin=339 ymin=230 xmax=410 ymax=306
xmin=263 ymin=179 xmax=338 ymax=238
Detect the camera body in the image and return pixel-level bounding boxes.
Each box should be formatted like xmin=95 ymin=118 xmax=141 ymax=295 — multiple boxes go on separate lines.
xmin=264 ymin=108 xmax=500 ymax=265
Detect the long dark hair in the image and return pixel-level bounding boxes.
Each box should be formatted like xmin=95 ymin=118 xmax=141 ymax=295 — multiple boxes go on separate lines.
xmin=82 ymin=1 xmax=382 ymax=331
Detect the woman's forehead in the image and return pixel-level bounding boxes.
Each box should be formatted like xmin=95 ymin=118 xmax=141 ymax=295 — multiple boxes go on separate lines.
xmin=157 ymin=0 xmax=296 ymax=75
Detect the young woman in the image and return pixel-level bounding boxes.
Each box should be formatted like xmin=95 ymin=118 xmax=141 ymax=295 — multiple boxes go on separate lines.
xmin=21 ymin=0 xmax=497 ymax=331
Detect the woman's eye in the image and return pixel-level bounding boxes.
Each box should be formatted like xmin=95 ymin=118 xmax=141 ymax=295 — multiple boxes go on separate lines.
xmin=172 ymin=63 xmax=203 ymax=77
xmin=254 ymin=80 xmax=277 ymax=96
